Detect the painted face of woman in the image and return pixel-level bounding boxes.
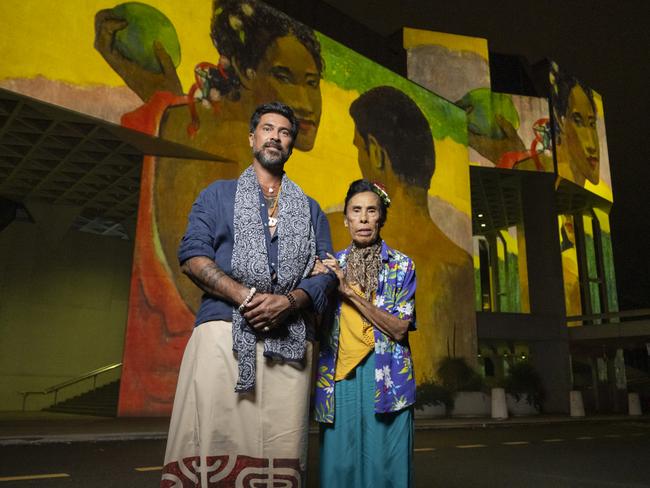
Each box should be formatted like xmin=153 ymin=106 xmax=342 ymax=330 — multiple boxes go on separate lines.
xmin=564 ymin=85 xmax=600 ymax=185
xmin=249 ymin=35 xmax=322 ymax=152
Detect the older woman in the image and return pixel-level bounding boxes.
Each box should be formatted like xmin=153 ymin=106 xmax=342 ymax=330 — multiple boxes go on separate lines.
xmin=315 ymin=179 xmax=417 ymax=487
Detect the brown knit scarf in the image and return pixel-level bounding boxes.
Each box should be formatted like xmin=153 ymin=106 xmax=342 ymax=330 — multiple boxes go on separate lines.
xmin=345 ymin=240 xmax=382 ymax=299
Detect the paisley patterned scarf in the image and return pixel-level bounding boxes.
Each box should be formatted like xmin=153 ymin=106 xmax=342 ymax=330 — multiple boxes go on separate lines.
xmin=231 ymin=165 xmax=316 ymax=392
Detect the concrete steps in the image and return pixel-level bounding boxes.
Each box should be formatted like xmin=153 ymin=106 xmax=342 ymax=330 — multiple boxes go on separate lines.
xmin=45 ymin=381 xmax=120 ymax=417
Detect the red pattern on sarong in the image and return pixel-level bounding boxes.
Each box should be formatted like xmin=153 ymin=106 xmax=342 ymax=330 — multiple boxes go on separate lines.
xmin=160 ymin=455 xmax=302 ymax=487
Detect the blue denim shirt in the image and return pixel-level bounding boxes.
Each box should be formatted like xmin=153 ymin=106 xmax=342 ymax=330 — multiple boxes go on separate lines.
xmin=178 ymin=178 xmax=336 ymax=326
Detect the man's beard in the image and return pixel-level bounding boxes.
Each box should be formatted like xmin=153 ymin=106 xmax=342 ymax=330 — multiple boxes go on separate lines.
xmin=254 ymin=144 xmax=290 ymax=169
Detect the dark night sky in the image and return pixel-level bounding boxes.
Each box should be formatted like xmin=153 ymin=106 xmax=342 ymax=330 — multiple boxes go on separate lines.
xmin=314 ymin=0 xmax=650 ymax=309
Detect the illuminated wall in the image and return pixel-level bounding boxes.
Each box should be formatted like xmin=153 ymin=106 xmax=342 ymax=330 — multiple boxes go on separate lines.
xmin=404 ymin=27 xmax=541 ymax=315
xmin=473 ymin=226 xmax=527 ymax=314
xmin=550 ymin=62 xmax=613 ymax=201
xmin=404 ymin=28 xmax=552 ymax=173
xmin=559 ymin=214 xmax=582 ymax=319
xmin=594 ymin=208 xmax=618 ymax=314
xmin=1 ymin=1 xmax=477 ymax=415
xmin=559 ymin=208 xmax=618 ymax=321
xmin=551 ymin=62 xmax=616 ymax=319
xmin=1 ymin=0 xmax=620 ymax=418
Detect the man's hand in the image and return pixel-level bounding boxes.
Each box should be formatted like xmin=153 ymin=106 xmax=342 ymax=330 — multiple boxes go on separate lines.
xmin=242 ymin=293 xmax=292 ymax=331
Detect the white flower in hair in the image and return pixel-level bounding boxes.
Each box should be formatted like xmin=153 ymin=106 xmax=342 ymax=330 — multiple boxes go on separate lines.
xmin=228 ymin=15 xmax=242 ymax=30
xmin=241 ymin=3 xmax=254 ymax=16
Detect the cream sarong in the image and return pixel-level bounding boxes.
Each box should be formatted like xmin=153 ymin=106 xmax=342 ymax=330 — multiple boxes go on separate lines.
xmin=161 ymin=320 xmax=313 ymax=487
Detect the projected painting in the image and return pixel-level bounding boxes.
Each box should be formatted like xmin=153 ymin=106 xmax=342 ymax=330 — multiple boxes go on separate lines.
xmin=560 ymin=209 xmax=618 ymax=321
xmin=0 ymin=0 xmax=476 ymax=416
xmin=404 ymin=28 xmax=552 ymax=172
xmin=550 ymin=62 xmax=613 ymax=201
xmin=113 ymin=0 xmax=477 ymax=414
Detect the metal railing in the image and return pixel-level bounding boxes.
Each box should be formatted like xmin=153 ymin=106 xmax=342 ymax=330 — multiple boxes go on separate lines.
xmin=18 ymin=362 xmax=122 ymax=411
xmin=566 ymin=308 xmax=650 ymax=327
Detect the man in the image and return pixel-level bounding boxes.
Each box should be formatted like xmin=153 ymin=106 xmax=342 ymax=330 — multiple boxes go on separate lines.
xmin=161 ymin=101 xmax=335 ymax=487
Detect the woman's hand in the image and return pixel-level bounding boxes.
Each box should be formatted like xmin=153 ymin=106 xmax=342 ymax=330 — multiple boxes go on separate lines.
xmin=323 ymin=254 xmax=410 ymax=342
xmin=323 ymin=253 xmax=354 ymax=297
xmin=310 ymin=257 xmax=329 ymax=276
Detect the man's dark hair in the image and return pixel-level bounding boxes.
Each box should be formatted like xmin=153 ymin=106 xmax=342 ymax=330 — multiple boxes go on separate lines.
xmin=211 ymin=0 xmax=323 ymax=82
xmin=250 ymin=101 xmax=299 ymax=143
xmin=550 ymin=62 xmax=597 ymax=135
xmin=343 ymin=179 xmax=389 ymax=226
xmin=349 ymin=86 xmax=435 ymax=190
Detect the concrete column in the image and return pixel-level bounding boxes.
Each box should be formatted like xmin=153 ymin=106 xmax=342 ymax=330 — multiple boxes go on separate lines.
xmin=491 ymin=387 xmax=508 ymax=419
xmin=520 ymin=173 xmax=571 ymax=414
xmin=520 ymin=173 xmax=566 ymax=316
xmin=628 ymin=393 xmax=642 ymax=416
xmin=570 ymin=390 xmax=585 ymax=417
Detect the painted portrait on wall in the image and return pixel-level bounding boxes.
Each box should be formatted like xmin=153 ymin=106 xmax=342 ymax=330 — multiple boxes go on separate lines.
xmin=550 ymin=62 xmax=613 ymax=201
xmin=96 ymin=0 xmax=331 ymax=415
xmin=0 ymin=0 xmax=477 ymax=416
xmin=404 ymin=27 xmax=552 ymax=173
xmin=107 ymin=0 xmax=476 ymax=414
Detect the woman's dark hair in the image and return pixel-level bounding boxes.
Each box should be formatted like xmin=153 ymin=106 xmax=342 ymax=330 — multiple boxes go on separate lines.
xmin=209 ymin=0 xmax=323 ymax=99
xmin=343 ymin=179 xmax=389 ymax=226
xmin=250 ymin=101 xmax=299 ymax=143
xmin=550 ymin=62 xmax=597 ymax=137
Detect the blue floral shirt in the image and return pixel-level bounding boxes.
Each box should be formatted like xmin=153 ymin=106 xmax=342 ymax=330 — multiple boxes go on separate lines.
xmin=314 ymin=241 xmax=416 ymax=423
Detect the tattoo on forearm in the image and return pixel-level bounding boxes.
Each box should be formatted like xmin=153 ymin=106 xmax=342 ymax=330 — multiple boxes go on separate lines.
xmin=182 ymin=258 xmax=230 ymax=298
xmin=199 ymin=262 xmax=227 ymax=293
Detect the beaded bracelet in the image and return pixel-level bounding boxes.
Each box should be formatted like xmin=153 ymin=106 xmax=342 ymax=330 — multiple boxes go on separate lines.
xmin=285 ymin=292 xmax=298 ymax=314
xmin=238 ymin=287 xmax=257 ymax=313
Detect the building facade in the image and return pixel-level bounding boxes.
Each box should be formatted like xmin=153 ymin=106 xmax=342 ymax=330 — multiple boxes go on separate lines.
xmin=0 ymin=0 xmax=647 ymax=415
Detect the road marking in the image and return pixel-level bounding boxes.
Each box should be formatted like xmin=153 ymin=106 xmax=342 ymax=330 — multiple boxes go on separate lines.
xmin=414 ymin=447 xmax=435 ymax=452
xmin=604 ymin=434 xmax=621 ymax=438
xmin=0 ymin=473 xmax=70 ymax=482
xmin=502 ymin=441 xmax=529 ymax=445
xmin=135 ymin=466 xmax=163 ymax=472
xmin=543 ymin=438 xmax=564 ymax=442
xmin=456 ymin=444 xmax=487 ymax=449
xmin=577 ymin=436 xmax=594 ymax=440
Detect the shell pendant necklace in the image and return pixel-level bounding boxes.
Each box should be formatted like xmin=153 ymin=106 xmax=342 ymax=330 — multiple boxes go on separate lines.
xmin=268 ymin=184 xmax=282 ymax=228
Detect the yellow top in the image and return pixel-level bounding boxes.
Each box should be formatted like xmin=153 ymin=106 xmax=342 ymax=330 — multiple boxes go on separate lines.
xmin=334 ymin=293 xmax=375 ymax=381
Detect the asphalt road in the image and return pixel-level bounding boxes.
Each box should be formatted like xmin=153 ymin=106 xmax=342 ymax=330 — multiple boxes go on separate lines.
xmin=0 ymin=421 xmax=648 ymax=487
